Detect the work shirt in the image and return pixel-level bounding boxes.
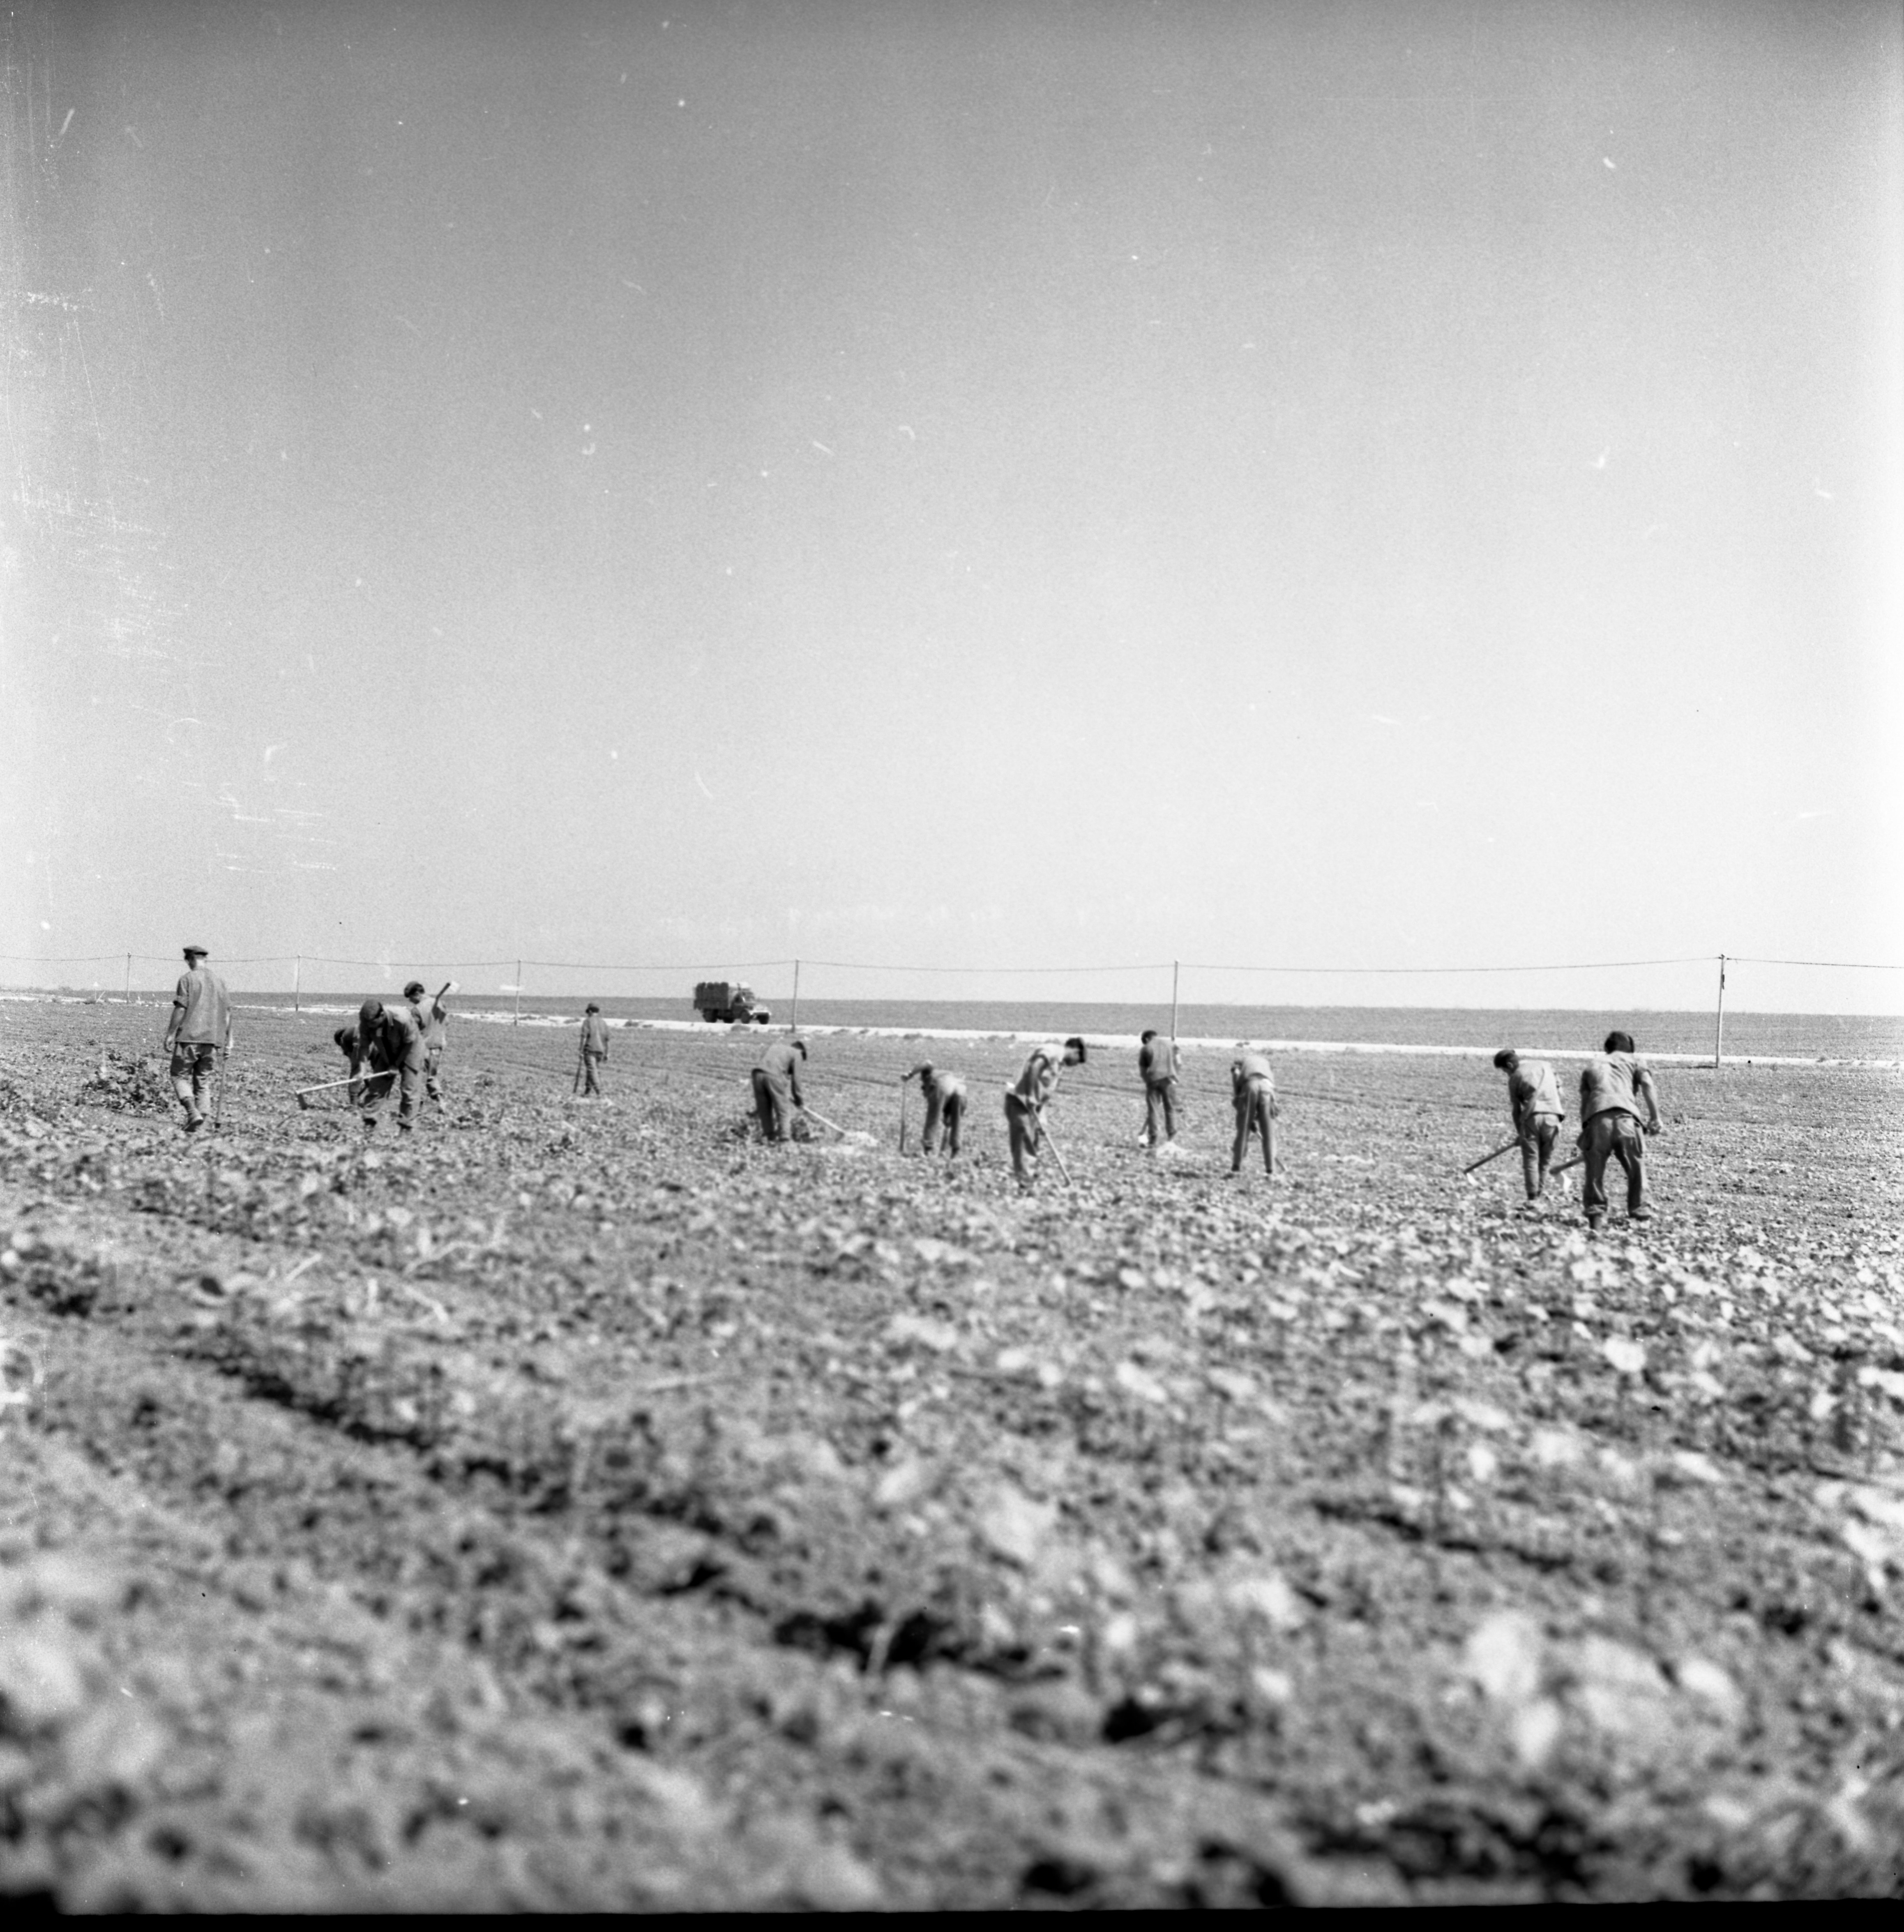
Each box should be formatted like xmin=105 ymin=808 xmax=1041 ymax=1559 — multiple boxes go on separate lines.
xmin=580 ymin=1014 xmax=610 ymax=1055
xmin=1508 ymin=1058 xmax=1563 ymax=1123
xmin=354 ymin=1002 xmax=422 ymax=1072
xmin=908 ymin=1065 xmax=965 ymax=1104
xmin=1139 ymin=1037 xmax=1179 ymax=1086
xmin=168 ymin=966 xmax=232 ymax=1047
xmin=1232 ymin=1051 xmax=1275 ymax=1095
xmin=409 ymin=996 xmax=448 ymax=1051
xmin=757 ymin=1039 xmax=806 ymax=1105
xmin=1010 ymin=1046 xmax=1067 ymax=1111
xmin=1579 ymin=1051 xmax=1655 ymax=1125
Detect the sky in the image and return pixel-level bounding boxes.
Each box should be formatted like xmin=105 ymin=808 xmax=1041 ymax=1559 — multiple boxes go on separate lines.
xmin=2 ymin=0 xmax=1899 ymax=1014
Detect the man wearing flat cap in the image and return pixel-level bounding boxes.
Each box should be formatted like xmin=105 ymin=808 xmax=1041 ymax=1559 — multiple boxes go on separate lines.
xmin=351 ymin=996 xmax=424 ymax=1132
xmin=163 ymin=945 xmax=232 ymax=1133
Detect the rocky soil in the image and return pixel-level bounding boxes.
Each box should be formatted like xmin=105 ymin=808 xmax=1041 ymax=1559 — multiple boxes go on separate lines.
xmin=2 ymin=998 xmax=1902 ymax=1906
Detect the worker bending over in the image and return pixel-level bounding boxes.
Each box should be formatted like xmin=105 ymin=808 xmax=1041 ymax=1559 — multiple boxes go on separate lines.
xmin=752 ymin=1036 xmax=809 ymax=1142
xmin=163 ymin=944 xmax=232 ymax=1134
xmin=1577 ymin=1030 xmax=1662 ymax=1231
xmin=1230 ymin=1046 xmax=1277 ymax=1177
xmin=1493 ymin=1047 xmax=1565 ymax=1201
xmin=352 ymin=997 xmax=425 ymax=1133
xmin=903 ymin=1062 xmax=966 ymax=1157
xmin=579 ymin=1003 xmax=610 ymax=1096
xmin=1004 ymin=1037 xmax=1086 ymax=1186
xmin=1139 ymin=1029 xmax=1181 ymax=1148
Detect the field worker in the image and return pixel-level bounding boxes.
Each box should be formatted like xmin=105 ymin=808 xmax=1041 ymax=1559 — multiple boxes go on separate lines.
xmin=403 ymin=980 xmax=450 ymax=1108
xmin=579 ymin=1003 xmax=611 ymax=1096
xmin=752 ymin=1036 xmax=808 ymax=1143
xmin=162 ymin=945 xmax=232 ymax=1134
xmin=1230 ymin=1045 xmax=1277 ymax=1177
xmin=351 ymin=996 xmax=425 ymax=1133
xmin=1493 ymin=1047 xmax=1565 ymax=1201
xmin=1139 ymin=1028 xmax=1181 ymax=1148
xmin=1577 ymin=1030 xmax=1662 ymax=1230
xmin=1003 ymin=1037 xmax=1086 ymax=1186
xmin=902 ymin=1062 xmax=967 ymax=1157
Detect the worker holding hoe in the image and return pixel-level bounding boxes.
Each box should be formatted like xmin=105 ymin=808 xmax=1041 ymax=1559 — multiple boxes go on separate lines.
xmin=1577 ymin=1029 xmax=1662 ymax=1231
xmin=1493 ymin=1047 xmax=1565 ymax=1202
xmin=578 ymin=1003 xmax=611 ymax=1096
xmin=163 ymin=944 xmax=232 ymax=1134
xmin=351 ymin=997 xmax=425 ymax=1133
xmin=1004 ymin=1037 xmax=1086 ymax=1187
xmin=404 ymin=980 xmax=451 ymax=1109
xmin=1139 ymin=1028 xmax=1181 ymax=1149
xmin=902 ymin=1062 xmax=966 ymax=1157
xmin=752 ymin=1035 xmax=809 ymax=1143
xmin=1230 ymin=1045 xmax=1278 ymax=1178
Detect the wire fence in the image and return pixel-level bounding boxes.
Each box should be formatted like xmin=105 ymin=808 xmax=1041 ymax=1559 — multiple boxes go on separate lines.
xmin=4 ymin=947 xmax=1900 ymax=1067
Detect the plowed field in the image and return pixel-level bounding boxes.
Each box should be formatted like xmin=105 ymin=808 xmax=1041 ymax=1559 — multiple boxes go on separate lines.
xmin=2 ymin=998 xmax=1902 ymax=1906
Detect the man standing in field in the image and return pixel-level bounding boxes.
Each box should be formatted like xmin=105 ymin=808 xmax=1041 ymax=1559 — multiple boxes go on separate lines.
xmin=1139 ymin=1028 xmax=1181 ymax=1149
xmin=752 ymin=1035 xmax=808 ymax=1142
xmin=1230 ymin=1045 xmax=1277 ymax=1178
xmin=902 ymin=1062 xmax=966 ymax=1157
xmin=579 ymin=1003 xmax=611 ymax=1096
xmin=1493 ymin=1047 xmax=1565 ymax=1202
xmin=351 ymin=997 xmax=425 ymax=1133
xmin=162 ymin=944 xmax=232 ymax=1134
xmin=404 ymin=981 xmax=450 ymax=1109
xmin=1003 ymin=1037 xmax=1086 ymax=1186
xmin=1577 ymin=1029 xmax=1663 ymax=1231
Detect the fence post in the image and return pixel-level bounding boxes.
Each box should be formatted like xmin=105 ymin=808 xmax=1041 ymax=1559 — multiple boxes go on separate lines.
xmin=123 ymin=953 xmax=131 ymax=1004
xmin=514 ymin=960 xmax=523 ymax=1027
xmin=1170 ymin=959 xmax=1180 ymax=1043
xmin=1713 ymin=953 xmax=1726 ymax=1069
xmin=791 ymin=958 xmax=800 ymax=1033
xmin=293 ymin=954 xmax=301 ymax=1013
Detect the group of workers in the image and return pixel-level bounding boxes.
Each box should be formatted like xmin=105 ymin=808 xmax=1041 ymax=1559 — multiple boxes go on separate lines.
xmin=157 ymin=943 xmax=1664 ymax=1229
xmin=160 ymin=945 xmax=448 ymax=1135
xmin=747 ymin=1020 xmax=1663 ymax=1230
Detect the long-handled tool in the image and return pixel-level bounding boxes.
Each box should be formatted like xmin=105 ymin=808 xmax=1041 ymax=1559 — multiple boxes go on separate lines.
xmin=802 ymin=1106 xmax=852 ymax=1138
xmin=213 ymin=1047 xmax=227 ymax=1127
xmin=295 ymin=1068 xmax=394 ymax=1109
xmin=1463 ymin=1137 xmax=1521 ymax=1176
xmin=1038 ymin=1114 xmax=1075 ymax=1186
xmin=898 ymin=1083 xmax=909 ymax=1154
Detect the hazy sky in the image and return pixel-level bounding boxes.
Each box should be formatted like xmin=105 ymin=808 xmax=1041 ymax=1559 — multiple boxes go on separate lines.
xmin=3 ymin=0 xmax=1899 ymax=1011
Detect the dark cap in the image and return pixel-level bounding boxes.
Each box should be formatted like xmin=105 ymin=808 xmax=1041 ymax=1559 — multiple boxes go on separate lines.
xmin=182 ymin=945 xmax=208 ymax=959
xmin=403 ymin=980 xmax=426 ymax=999
xmin=584 ymin=1002 xmax=600 ymax=1013
xmin=359 ymin=998 xmax=384 ymax=1027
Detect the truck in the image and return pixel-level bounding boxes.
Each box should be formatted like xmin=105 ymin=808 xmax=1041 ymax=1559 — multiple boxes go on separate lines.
xmin=693 ymin=980 xmax=772 ymax=1025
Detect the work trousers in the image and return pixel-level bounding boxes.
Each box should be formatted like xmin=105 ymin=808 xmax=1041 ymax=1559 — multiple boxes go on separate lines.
xmin=170 ymin=1043 xmax=218 ymax=1125
xmin=920 ymin=1089 xmax=963 ymax=1156
xmin=360 ymin=1050 xmax=423 ymax=1132
xmin=580 ymin=1049 xmax=605 ymax=1096
xmin=1581 ymin=1111 xmax=1646 ymax=1222
xmin=1519 ymin=1113 xmax=1561 ymax=1200
xmin=1003 ymin=1091 xmax=1041 ymax=1181
xmin=752 ymin=1067 xmax=796 ymax=1141
xmin=1144 ymin=1077 xmax=1179 ymax=1147
xmin=424 ymin=1046 xmax=445 ymax=1104
xmin=1231 ymin=1078 xmax=1276 ymax=1175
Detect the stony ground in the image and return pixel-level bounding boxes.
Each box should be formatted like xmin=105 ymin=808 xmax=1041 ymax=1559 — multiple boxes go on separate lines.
xmin=2 ymin=996 xmax=1902 ymax=1907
